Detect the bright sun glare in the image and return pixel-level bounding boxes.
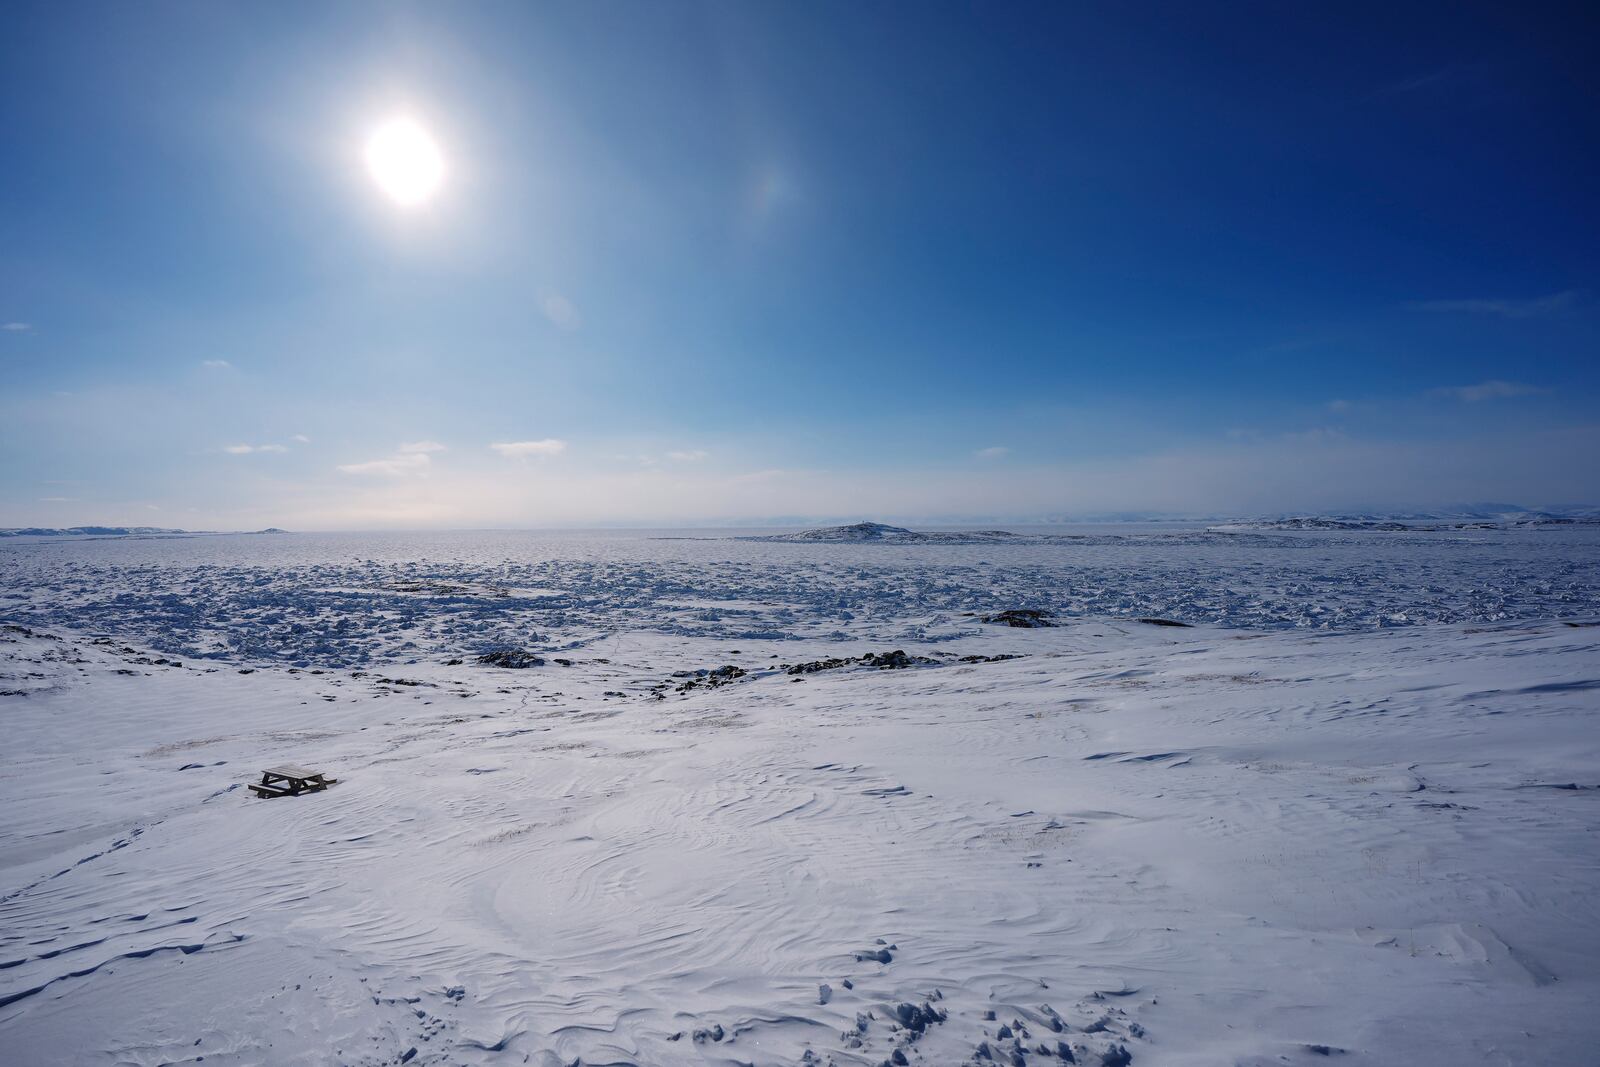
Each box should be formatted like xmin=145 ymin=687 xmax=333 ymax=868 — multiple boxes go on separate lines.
xmin=364 ymin=117 xmax=445 ymax=207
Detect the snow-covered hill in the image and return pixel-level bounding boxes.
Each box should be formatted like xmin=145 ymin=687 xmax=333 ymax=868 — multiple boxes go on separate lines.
xmin=743 ymin=521 xmax=1023 ymax=544
xmin=0 ymin=526 xmax=289 ymax=539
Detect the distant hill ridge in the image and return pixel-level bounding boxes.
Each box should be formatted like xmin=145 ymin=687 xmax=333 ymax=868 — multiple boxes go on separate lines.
xmin=740 ymin=509 xmax=1600 ymax=544
xmin=0 ymin=526 xmax=288 ymax=538
xmin=744 ymin=522 xmax=1024 ymax=544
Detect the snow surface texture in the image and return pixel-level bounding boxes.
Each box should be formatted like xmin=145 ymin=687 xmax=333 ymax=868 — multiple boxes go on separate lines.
xmin=1 ymin=527 xmax=1598 ymax=1066
xmin=1 ymin=525 xmax=1597 ymax=668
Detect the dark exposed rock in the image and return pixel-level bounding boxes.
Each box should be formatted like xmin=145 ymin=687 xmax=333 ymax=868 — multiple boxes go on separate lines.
xmin=789 ymin=650 xmax=937 ymax=675
xmin=983 ymin=609 xmax=1056 ymax=628
xmin=476 ymin=649 xmax=545 ymax=669
xmin=787 ymin=656 xmax=856 ymax=674
xmin=1135 ymin=617 xmax=1191 ymax=627
xmin=2 ymin=624 xmax=61 ymax=640
xmin=863 ymin=649 xmax=936 ymax=669
xmin=674 ymin=664 xmax=747 ymax=693
xmin=892 ymin=1001 xmax=946 ymax=1034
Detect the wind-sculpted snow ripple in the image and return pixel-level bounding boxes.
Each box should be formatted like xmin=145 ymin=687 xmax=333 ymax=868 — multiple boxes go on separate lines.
xmin=5 ymin=611 xmax=1599 ymax=1062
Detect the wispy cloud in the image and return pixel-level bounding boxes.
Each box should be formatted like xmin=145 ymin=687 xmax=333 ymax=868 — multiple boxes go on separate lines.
xmin=291 ymin=434 xmax=312 ymax=444
xmin=222 ymin=443 xmax=289 ymax=454
xmin=1430 ymin=380 xmax=1547 ymax=403
xmin=491 ymin=439 xmax=567 ymax=458
xmin=337 ymin=452 xmax=432 ymax=476
xmin=3 ymin=322 xmax=33 ymax=333
xmin=201 ymin=359 xmax=232 ymax=368
xmin=1280 ymin=427 xmax=1349 ymax=446
xmin=1370 ymin=68 xmax=1454 ymax=98
xmin=398 ymin=439 xmax=447 ymax=454
xmin=1326 ymin=399 xmax=1352 ymax=414
xmin=666 ymin=449 xmax=709 ymax=462
xmin=1408 ymin=290 xmax=1577 ymax=318
xmin=975 ymin=446 xmax=1010 ymax=459
xmin=38 ymin=496 xmax=77 ymax=503
xmin=540 ymin=294 xmax=581 ymax=331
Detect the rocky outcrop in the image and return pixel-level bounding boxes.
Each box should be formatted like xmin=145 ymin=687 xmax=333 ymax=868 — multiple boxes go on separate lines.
xmin=982 ymin=609 xmax=1056 ymax=628
xmin=672 ymin=664 xmax=747 ymax=693
xmin=476 ymin=648 xmax=545 ymax=668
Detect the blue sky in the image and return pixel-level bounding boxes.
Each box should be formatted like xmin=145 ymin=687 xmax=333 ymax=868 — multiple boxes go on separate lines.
xmin=1 ymin=1 xmax=1596 ymax=527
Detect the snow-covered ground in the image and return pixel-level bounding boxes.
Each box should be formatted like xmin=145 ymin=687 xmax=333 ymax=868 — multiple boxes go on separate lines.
xmin=2 ymin=525 xmax=1598 ymax=666
xmin=2 ymin=528 xmax=1598 ymax=1065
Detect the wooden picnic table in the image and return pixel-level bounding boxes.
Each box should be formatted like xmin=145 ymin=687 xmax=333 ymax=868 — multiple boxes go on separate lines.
xmin=248 ymin=765 xmax=338 ymax=798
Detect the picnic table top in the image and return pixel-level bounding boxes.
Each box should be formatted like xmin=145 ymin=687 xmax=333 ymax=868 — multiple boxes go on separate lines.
xmin=263 ymin=765 xmax=324 ymax=781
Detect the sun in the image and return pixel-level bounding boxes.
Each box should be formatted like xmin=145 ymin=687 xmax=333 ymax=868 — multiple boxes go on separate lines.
xmin=364 ymin=117 xmax=445 ymax=207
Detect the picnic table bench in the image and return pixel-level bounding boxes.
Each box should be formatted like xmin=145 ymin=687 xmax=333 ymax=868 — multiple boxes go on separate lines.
xmin=248 ymin=765 xmax=338 ymax=798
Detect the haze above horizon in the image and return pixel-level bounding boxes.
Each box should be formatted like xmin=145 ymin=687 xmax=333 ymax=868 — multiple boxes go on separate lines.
xmin=2 ymin=2 xmax=1596 ymax=528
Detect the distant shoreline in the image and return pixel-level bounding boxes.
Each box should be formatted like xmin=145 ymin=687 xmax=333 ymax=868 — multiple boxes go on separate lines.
xmin=0 ymin=526 xmax=289 ymax=540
